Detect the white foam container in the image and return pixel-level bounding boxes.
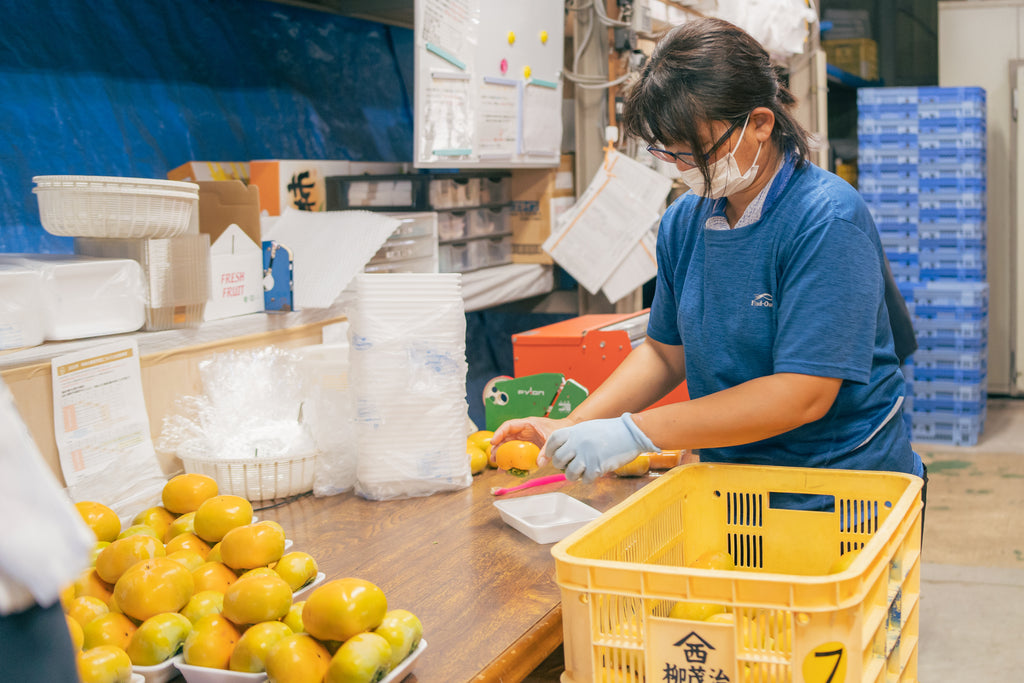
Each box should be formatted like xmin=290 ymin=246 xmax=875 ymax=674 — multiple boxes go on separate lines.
xmin=0 ymin=264 xmax=46 ymax=350
xmin=493 ymin=492 xmax=602 ymax=544
xmin=0 ymin=254 xmax=146 ymax=340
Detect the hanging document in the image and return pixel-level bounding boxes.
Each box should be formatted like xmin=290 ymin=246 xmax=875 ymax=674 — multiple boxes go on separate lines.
xmin=421 ymin=72 xmax=474 ymax=159
xmin=544 ymin=151 xmax=671 ymax=295
xmin=521 ymin=80 xmax=562 ymax=156
xmin=477 ymin=78 xmax=519 ymax=159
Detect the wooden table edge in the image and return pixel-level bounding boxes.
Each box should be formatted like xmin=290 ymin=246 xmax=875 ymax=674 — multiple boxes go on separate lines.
xmin=472 ymin=603 xmax=563 ymax=682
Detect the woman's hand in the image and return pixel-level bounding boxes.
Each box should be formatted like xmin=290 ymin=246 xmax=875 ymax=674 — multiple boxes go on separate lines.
xmin=489 ymin=416 xmax=569 ymax=466
xmin=544 ymin=413 xmax=656 ymax=483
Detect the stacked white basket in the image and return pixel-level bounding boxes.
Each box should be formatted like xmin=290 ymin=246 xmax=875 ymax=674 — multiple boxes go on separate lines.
xmin=33 ymin=175 xmax=198 ymax=238
xmin=349 ymin=273 xmax=473 ymax=500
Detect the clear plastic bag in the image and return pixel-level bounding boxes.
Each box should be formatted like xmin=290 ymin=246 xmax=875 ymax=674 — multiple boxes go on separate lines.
xmin=157 ymin=347 xmax=315 ymax=466
xmin=348 ymin=275 xmax=472 ymax=501
xmin=293 ymin=340 xmax=357 ymax=496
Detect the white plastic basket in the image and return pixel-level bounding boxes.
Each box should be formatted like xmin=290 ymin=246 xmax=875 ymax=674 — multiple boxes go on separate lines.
xmin=180 ymin=451 xmax=317 ymax=501
xmin=33 ymin=174 xmax=199 ymax=238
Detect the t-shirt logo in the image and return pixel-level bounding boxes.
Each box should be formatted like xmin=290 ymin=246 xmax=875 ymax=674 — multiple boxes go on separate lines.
xmin=751 ymin=293 xmax=773 ymax=308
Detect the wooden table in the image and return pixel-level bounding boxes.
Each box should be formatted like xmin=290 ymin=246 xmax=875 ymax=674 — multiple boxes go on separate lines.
xmin=257 ymin=467 xmax=655 ymax=682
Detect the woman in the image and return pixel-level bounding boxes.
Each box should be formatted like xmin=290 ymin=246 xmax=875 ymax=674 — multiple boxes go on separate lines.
xmin=492 ymin=17 xmax=924 ymax=491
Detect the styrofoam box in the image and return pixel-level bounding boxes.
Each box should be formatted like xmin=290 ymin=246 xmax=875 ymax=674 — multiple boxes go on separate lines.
xmin=0 ymin=254 xmax=146 ymax=341
xmin=0 ymin=264 xmax=46 ymax=350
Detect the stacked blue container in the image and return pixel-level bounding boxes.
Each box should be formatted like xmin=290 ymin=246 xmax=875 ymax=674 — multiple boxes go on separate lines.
xmin=857 ymin=86 xmax=988 ymax=446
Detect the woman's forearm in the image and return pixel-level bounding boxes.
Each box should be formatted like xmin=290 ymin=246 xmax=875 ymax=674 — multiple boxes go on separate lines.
xmin=567 ymin=339 xmax=687 ymax=424
xmin=632 ymin=372 xmax=843 ymax=451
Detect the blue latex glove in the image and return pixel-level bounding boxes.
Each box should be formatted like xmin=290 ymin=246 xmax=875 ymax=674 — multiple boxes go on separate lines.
xmin=544 ymin=413 xmax=656 ymax=484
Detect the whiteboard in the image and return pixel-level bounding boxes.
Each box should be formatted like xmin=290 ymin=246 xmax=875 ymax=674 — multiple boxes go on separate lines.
xmin=413 ymin=0 xmax=565 ymax=168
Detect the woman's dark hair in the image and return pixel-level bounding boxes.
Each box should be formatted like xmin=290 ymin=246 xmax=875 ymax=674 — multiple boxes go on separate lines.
xmin=621 ymin=17 xmax=811 ymax=190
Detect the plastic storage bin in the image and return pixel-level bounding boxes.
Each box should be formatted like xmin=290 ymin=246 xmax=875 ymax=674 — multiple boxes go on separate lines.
xmin=437 ymin=210 xmax=471 ymax=240
xmin=324 ymin=174 xmax=428 ymax=211
xmin=910 ymin=410 xmax=985 ymax=446
xmin=364 ymin=212 xmax=439 ymax=274
xmin=552 ymin=463 xmax=923 ymax=683
xmin=429 ymin=175 xmax=480 ymax=209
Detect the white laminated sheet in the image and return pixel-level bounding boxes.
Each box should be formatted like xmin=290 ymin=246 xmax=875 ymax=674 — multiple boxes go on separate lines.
xmin=543 ymin=151 xmax=670 ymax=297
xmin=263 ymin=208 xmax=401 ymax=309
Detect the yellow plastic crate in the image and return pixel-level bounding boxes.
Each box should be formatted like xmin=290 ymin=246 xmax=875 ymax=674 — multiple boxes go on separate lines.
xmin=552 ymin=463 xmax=923 ymax=683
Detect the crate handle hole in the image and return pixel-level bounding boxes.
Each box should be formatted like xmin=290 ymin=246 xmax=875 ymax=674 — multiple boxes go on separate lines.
xmin=768 ymin=492 xmax=835 ymax=512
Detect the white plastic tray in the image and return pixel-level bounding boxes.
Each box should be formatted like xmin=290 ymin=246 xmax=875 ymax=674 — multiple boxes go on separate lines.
xmin=293 ymin=571 xmax=326 ymax=598
xmin=175 ymin=657 xmax=266 ymax=683
xmin=172 ymin=637 xmax=426 ymax=683
xmin=132 ymin=656 xmax=179 ymax=683
xmin=493 ymin=492 xmax=602 ymax=544
xmin=381 ymin=637 xmax=427 ymax=682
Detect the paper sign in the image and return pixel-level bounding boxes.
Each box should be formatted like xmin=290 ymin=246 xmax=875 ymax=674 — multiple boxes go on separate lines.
xmin=478 ymin=78 xmax=519 ymax=158
xmin=421 ymin=0 xmax=478 ymax=71
xmin=521 ymin=82 xmax=562 ymax=155
xmin=52 ymin=340 xmax=165 ymax=518
xmin=422 ymin=74 xmax=474 ymax=158
xmin=647 ymin=616 xmax=737 ymax=683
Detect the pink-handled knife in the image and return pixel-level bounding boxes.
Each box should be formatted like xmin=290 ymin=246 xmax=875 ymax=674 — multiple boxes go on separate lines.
xmin=490 ymin=473 xmax=567 ymax=496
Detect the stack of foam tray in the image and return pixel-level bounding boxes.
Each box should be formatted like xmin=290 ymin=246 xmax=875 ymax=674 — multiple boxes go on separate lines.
xmin=857 ymin=86 xmax=988 ymax=446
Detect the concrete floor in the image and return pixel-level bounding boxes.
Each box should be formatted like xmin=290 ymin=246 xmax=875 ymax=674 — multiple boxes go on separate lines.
xmin=916 ymin=397 xmax=1024 ymax=681
xmin=526 ymin=397 xmax=1024 ymax=682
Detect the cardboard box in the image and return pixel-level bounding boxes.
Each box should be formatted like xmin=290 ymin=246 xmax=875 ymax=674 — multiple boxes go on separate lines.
xmin=195 ymin=181 xmax=264 ymax=321
xmin=168 ymin=161 xmax=250 ymax=183
xmin=249 ymin=160 xmax=406 ymax=216
xmin=823 ymin=38 xmax=878 ymax=81
xmin=204 ymin=225 xmax=264 ymax=321
xmin=509 ymin=154 xmax=575 ymax=265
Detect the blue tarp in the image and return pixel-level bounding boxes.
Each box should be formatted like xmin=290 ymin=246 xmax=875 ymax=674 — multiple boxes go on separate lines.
xmin=0 ymin=0 xmax=414 ymax=253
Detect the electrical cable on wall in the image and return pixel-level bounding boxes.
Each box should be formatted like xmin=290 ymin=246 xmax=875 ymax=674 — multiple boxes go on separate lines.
xmin=564 ymin=0 xmax=639 ymax=90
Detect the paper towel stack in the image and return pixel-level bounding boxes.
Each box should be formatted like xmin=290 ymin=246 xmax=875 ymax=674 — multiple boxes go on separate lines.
xmin=349 ymin=273 xmax=472 ymax=500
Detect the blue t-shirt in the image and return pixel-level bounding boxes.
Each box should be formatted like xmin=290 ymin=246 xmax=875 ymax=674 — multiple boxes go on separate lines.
xmin=647 ymin=157 xmax=922 ymax=478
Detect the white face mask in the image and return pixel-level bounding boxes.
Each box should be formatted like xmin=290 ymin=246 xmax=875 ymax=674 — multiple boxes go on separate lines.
xmin=680 ymin=115 xmax=763 ymax=199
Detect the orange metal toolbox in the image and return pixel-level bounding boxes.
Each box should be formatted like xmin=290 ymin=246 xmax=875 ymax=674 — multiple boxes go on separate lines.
xmin=511 ymin=310 xmax=689 ymax=407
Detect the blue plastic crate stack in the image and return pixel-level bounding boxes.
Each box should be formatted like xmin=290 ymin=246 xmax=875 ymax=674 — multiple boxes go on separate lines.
xmin=857 ymin=86 xmax=988 ymax=446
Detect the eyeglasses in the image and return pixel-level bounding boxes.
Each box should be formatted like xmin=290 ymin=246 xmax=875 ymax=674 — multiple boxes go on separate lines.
xmin=647 ymin=118 xmax=744 ymax=167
